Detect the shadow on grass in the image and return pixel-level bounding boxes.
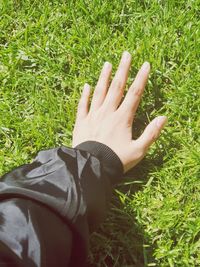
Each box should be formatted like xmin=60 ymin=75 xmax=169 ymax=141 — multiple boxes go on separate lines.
xmin=87 ymin=189 xmax=151 ymax=267
xmin=86 ymin=96 xmax=181 ymax=266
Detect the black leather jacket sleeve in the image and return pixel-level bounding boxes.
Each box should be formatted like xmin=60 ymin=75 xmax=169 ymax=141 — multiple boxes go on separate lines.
xmin=0 ymin=141 xmax=124 ymax=267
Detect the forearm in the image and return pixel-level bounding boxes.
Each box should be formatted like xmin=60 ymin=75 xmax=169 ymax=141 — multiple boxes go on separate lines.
xmin=0 ymin=142 xmax=124 ymax=266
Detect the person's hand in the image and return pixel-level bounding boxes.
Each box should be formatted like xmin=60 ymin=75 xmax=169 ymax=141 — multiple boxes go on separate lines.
xmin=72 ymin=51 xmax=167 ymax=174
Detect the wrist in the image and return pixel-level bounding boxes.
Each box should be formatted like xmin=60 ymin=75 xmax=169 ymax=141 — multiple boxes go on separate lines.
xmin=74 ymin=140 xmax=124 ymax=184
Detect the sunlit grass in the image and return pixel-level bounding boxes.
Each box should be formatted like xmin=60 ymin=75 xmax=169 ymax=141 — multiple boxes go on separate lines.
xmin=1 ymin=0 xmax=199 ymax=266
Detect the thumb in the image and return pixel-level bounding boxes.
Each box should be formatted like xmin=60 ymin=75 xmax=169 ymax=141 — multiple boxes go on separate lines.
xmin=136 ymin=116 xmax=168 ymax=153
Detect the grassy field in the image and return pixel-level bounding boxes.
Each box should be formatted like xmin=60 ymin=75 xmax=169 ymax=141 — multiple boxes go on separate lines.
xmin=1 ymin=0 xmax=200 ymax=266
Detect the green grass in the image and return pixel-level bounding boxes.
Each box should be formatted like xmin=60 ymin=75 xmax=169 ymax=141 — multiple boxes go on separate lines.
xmin=0 ymin=0 xmax=200 ymax=266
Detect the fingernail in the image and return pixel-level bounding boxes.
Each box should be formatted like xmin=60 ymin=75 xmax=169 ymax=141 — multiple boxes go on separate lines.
xmin=83 ymin=83 xmax=90 ymax=93
xmin=141 ymin=61 xmax=150 ymax=71
xmin=123 ymin=51 xmax=131 ymax=60
xmin=104 ymin=61 xmax=111 ymax=69
xmin=156 ymin=116 xmax=167 ymax=128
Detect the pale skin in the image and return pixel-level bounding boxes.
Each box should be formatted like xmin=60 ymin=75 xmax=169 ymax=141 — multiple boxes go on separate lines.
xmin=72 ymin=51 xmax=167 ymax=174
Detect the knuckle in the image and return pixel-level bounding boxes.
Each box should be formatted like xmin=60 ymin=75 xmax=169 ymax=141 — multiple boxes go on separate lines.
xmin=133 ymin=86 xmax=142 ymax=97
xmin=113 ymin=77 xmax=122 ymax=88
xmin=149 ymin=130 xmax=158 ymax=142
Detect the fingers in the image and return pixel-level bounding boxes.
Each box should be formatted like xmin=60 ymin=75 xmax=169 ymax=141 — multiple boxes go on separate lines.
xmin=89 ymin=61 xmax=112 ymax=113
xmin=76 ymin=83 xmax=90 ymax=122
xmin=135 ymin=116 xmax=168 ymax=153
xmin=102 ymin=51 xmax=132 ymax=112
xmin=118 ymin=62 xmax=150 ymax=126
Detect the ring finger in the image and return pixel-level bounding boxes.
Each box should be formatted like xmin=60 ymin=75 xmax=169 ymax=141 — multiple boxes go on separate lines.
xmin=117 ymin=62 xmax=150 ymax=126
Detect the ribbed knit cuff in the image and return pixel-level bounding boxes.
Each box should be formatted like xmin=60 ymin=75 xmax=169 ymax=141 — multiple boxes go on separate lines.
xmin=74 ymin=141 xmax=124 ymax=185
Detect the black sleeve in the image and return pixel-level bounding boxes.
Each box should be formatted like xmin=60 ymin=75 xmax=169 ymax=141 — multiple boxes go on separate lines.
xmin=0 ymin=198 xmax=73 ymax=267
xmin=0 ymin=141 xmax=124 ymax=267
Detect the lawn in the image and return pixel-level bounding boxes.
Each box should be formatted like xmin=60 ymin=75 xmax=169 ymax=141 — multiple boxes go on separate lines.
xmin=0 ymin=0 xmax=200 ymax=266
